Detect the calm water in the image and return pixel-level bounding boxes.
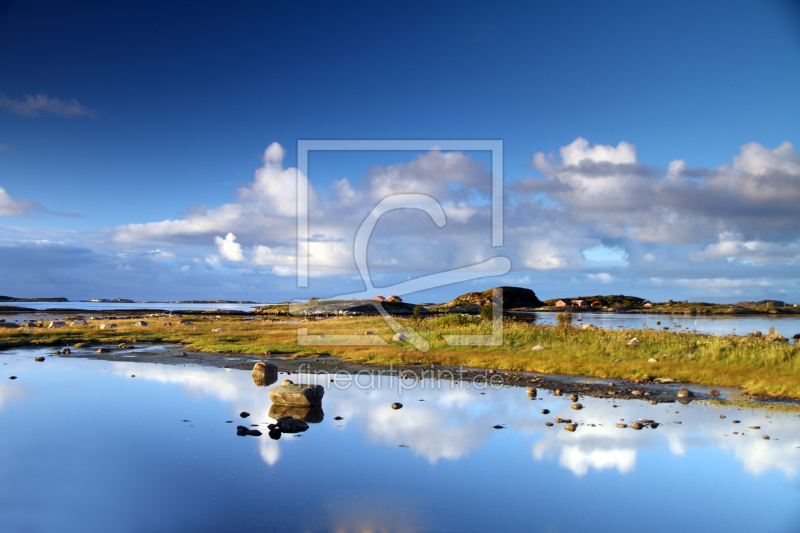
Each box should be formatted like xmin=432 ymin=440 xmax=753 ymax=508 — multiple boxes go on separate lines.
xmin=1 ymin=347 xmax=799 ymax=532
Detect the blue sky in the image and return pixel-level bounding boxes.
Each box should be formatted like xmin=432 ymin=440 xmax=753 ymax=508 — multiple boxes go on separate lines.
xmin=1 ymin=0 xmax=799 ymax=303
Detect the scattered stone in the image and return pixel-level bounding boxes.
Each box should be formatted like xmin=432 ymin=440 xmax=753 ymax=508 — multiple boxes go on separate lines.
xmin=531 ymin=345 xmax=545 ymax=351
xmin=647 ymin=358 xmax=658 ymax=363
xmin=211 ymin=328 xmax=223 ymax=332
xmin=9 ymin=376 xmax=17 ymax=380
xmin=130 ymin=375 xmax=135 ymax=378
xmin=748 ymin=426 xmax=760 ymax=430
xmin=545 ymin=422 xmax=554 ymax=426
xmin=732 ymin=420 xmax=740 ymax=424
xmin=71 ymin=319 xmax=88 ymax=326
xmin=720 ymin=415 xmax=726 ymax=419
xmin=540 ymin=409 xmax=550 ymax=414
xmin=392 ymin=333 xmax=408 ymax=342
xmin=34 ymin=357 xmax=45 ymax=362
xmin=391 ymin=402 xmax=403 ymax=410
xmin=526 ymin=388 xmax=537 ymax=397
xmin=627 ymin=338 xmax=640 ymax=346
xmin=276 ymin=416 xmax=309 ymax=433
xmin=570 ymin=394 xmax=578 ymax=402
xmin=48 ymin=321 xmax=67 ymax=328
xmin=616 ymin=423 xmax=627 ymax=428
xmin=613 ymin=359 xmax=621 ymax=363
xmin=763 ymin=327 xmax=787 ymax=342
xmin=571 ymin=403 xmax=583 ymax=410
xmin=746 ymin=331 xmax=762 ymax=338
xmin=493 ymin=425 xmax=504 ymax=429
xmin=649 ymin=400 xmax=657 ymax=405
xmin=555 ymin=417 xmax=566 ymax=423
xmin=240 ymin=411 xmax=250 ymax=418
xmin=133 ymin=321 xmax=148 ymax=327
xmin=564 ymin=423 xmax=577 ymax=432
xmin=631 ymin=422 xmax=643 ymax=430
xmin=762 ymin=435 xmax=770 ymax=440
xmin=62 ymin=348 xmax=71 ymax=354
xmin=162 ymin=322 xmax=173 ymax=326
xmin=269 ymin=383 xmax=325 ymax=407
xmin=631 ymin=390 xmax=641 ymax=396
xmin=650 ymin=422 xmax=660 ymax=429
xmin=554 ymin=389 xmax=563 ymax=396
xmin=677 ymin=387 xmax=693 ymax=398
xmin=334 ymin=416 xmax=343 ymax=420
xmin=180 ymin=321 xmax=196 ymax=326
xmin=99 ymin=324 xmax=117 ymax=329
xmin=247 ymin=429 xmax=262 ymax=437
xmin=268 ymin=429 xmax=282 ymax=440
xmin=580 ymin=324 xmax=597 ymax=330
xmin=96 ymin=348 xmax=111 ymax=353
xmin=708 ymin=390 xmax=720 ymax=396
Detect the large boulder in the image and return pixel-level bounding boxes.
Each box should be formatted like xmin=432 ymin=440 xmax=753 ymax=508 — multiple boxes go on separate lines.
xmin=764 ymin=327 xmax=787 ymax=342
xmin=48 ymin=321 xmax=67 ymax=328
xmin=252 ymin=362 xmax=278 ymax=387
xmin=269 ymin=383 xmax=325 ymax=407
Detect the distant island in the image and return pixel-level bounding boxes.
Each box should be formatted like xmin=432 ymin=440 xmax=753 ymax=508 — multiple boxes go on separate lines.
xmin=0 ymin=295 xmax=69 ymax=302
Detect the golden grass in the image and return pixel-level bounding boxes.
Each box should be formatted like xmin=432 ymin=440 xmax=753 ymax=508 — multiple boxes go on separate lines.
xmin=2 ymin=314 xmax=798 ymax=397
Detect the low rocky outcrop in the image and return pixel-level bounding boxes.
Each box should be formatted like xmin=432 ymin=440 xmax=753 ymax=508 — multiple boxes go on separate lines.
xmin=269 ymin=383 xmax=325 ymax=407
xmin=48 ymin=321 xmax=67 ymax=328
xmin=446 ymin=286 xmax=543 ymax=309
xmin=764 ymin=327 xmax=787 ymax=342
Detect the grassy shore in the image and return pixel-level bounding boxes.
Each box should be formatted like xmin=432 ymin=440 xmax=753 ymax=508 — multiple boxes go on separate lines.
xmin=2 ymin=313 xmax=798 ymax=398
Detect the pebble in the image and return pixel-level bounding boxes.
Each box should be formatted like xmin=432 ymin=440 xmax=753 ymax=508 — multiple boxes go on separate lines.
xmin=282 ymin=379 xmax=294 ymax=385
xmin=240 ymin=412 xmax=250 ymax=418
xmin=732 ymin=420 xmax=740 ymax=424
xmin=631 ymin=422 xmax=643 ymax=430
xmin=709 ymin=390 xmax=720 ymax=396
xmin=571 ymin=403 xmax=583 ymax=410
xmin=9 ymin=376 xmax=17 ymax=380
xmin=763 ymin=435 xmax=770 ymax=440
xmin=34 ymin=357 xmax=45 ymax=362
xmin=570 ymin=394 xmax=578 ymax=402
xmin=391 ymin=402 xmax=403 ymax=410
xmin=616 ymin=423 xmax=627 ymax=428
xmin=540 ymin=409 xmax=550 ymax=415
xmin=334 ymin=416 xmax=343 ymax=420
xmin=526 ymin=388 xmax=537 ymax=397
xmin=545 ymin=422 xmax=554 ymax=426
xmin=720 ymin=415 xmax=726 ymax=419
xmin=493 ymin=425 xmax=504 ymax=429
xmin=554 ymin=389 xmax=563 ymax=396
xmin=564 ymin=423 xmax=577 ymax=432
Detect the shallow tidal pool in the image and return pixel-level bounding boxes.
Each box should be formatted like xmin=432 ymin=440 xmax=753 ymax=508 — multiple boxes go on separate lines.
xmin=1 ymin=347 xmax=799 ymax=533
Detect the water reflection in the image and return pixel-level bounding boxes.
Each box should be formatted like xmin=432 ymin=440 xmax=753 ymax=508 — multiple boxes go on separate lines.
xmin=2 ymin=347 xmax=799 ymax=533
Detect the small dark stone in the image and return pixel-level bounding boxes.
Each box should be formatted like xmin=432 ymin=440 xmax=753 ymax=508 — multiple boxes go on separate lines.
xmin=247 ymin=429 xmax=262 ymax=437
xmin=631 ymin=422 xmax=643 ymax=430
xmin=571 ymin=403 xmax=583 ymax=410
xmin=541 ymin=409 xmax=550 ymax=414
xmin=763 ymin=435 xmax=770 ymax=440
xmin=720 ymin=415 xmax=726 ymax=419
xmin=708 ymin=390 xmax=720 ymax=396
xmin=564 ymin=423 xmax=577 ymax=432
xmin=268 ymin=429 xmax=282 ymax=440
xmin=650 ymin=422 xmax=660 ymax=429
xmin=9 ymin=376 xmax=17 ymax=380
xmin=236 ymin=426 xmax=249 ymax=436
xmin=240 ymin=411 xmax=250 ymax=418
xmin=391 ymin=403 xmax=403 ymax=410
xmin=732 ymin=420 xmax=740 ymax=424
xmin=545 ymin=422 xmax=554 ymax=426
xmin=334 ymin=416 xmax=344 ymax=420
xmin=267 ymin=423 xmax=277 ymax=429
xmin=493 ymin=425 xmax=504 ymax=429
xmin=34 ymin=357 xmax=45 ymax=362
xmin=570 ymin=394 xmax=578 ymax=402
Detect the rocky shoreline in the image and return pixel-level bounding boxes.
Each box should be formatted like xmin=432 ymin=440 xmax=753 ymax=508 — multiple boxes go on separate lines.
xmin=37 ymin=342 xmax=797 ymax=407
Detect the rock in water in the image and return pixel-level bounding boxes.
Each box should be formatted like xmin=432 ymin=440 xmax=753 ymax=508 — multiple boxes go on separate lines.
xmin=564 ymin=423 xmax=577 ymax=432
xmin=240 ymin=411 xmax=250 ymax=418
xmin=268 ymin=429 xmax=282 ymax=440
xmin=677 ymin=387 xmax=693 ymax=398
xmin=276 ymin=416 xmax=309 ymax=433
xmin=526 ymin=388 xmax=537 ymax=397
xmin=252 ymin=362 xmax=278 ymax=387
xmin=540 ymin=409 xmax=550 ymax=414
xmin=571 ymin=403 xmax=583 ymax=410
xmin=631 ymin=422 xmax=643 ymax=430
xmin=269 ymin=383 xmax=325 ymax=407
xmin=391 ymin=402 xmax=403 ymax=410
xmin=34 ymin=357 xmax=45 ymax=362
